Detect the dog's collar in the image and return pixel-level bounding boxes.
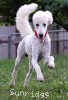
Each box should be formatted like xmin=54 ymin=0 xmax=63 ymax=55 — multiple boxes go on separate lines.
xmin=34 ymin=29 xmax=48 ymax=42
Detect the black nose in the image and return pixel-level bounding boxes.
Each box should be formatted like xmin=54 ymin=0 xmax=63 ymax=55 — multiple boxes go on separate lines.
xmin=39 ymin=34 xmax=43 ymax=38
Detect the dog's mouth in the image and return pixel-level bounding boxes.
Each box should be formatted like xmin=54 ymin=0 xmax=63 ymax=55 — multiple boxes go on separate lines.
xmin=39 ymin=34 xmax=44 ymax=42
xmin=34 ymin=30 xmax=48 ymax=43
xmin=34 ymin=30 xmax=43 ymax=42
xmin=39 ymin=37 xmax=44 ymax=43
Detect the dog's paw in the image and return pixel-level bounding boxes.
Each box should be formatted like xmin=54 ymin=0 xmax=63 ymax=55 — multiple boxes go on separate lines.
xmin=48 ymin=56 xmax=55 ymax=68
xmin=37 ymin=74 xmax=44 ymax=82
xmin=9 ymin=80 xmax=15 ymax=88
xmin=48 ymin=62 xmax=55 ymax=68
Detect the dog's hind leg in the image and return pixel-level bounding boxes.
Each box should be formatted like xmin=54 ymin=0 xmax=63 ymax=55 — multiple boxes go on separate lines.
xmin=9 ymin=55 xmax=23 ymax=87
xmin=24 ymin=57 xmax=33 ymax=87
xmin=9 ymin=41 xmax=25 ymax=87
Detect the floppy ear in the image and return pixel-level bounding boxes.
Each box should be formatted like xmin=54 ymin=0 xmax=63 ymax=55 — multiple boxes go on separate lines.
xmin=45 ymin=10 xmax=53 ymax=25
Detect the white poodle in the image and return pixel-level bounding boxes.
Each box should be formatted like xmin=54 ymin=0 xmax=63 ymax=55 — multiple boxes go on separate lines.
xmin=9 ymin=3 xmax=55 ymax=87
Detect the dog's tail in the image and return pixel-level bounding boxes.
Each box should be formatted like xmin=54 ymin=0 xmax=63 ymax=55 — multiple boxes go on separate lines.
xmin=16 ymin=3 xmax=38 ymax=37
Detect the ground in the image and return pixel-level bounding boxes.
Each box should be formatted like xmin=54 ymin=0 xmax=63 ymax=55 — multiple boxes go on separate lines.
xmin=0 ymin=55 xmax=68 ymax=100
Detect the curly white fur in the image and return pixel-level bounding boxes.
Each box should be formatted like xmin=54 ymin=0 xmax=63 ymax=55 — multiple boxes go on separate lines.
xmin=9 ymin=3 xmax=55 ymax=87
xmin=16 ymin=3 xmax=38 ymax=37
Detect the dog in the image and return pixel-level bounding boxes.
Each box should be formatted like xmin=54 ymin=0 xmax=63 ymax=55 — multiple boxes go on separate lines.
xmin=9 ymin=3 xmax=55 ymax=87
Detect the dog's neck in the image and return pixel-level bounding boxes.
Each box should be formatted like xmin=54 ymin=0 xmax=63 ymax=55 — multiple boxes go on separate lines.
xmin=34 ymin=29 xmax=48 ymax=43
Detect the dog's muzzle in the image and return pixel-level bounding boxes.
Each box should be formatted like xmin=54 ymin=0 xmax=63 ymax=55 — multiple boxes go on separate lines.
xmin=34 ymin=29 xmax=48 ymax=43
xmin=39 ymin=34 xmax=44 ymax=43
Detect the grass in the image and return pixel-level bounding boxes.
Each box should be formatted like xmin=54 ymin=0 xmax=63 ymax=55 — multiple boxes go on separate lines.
xmin=0 ymin=22 xmax=4 ymax=26
xmin=0 ymin=55 xmax=68 ymax=100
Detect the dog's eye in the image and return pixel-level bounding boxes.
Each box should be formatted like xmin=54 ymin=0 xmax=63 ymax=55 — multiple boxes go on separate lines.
xmin=36 ymin=24 xmax=39 ymax=27
xmin=43 ymin=24 xmax=46 ymax=26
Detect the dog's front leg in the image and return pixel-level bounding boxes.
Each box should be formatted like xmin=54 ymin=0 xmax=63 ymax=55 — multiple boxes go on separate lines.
xmin=48 ymin=56 xmax=55 ymax=68
xmin=43 ymin=35 xmax=55 ymax=68
xmin=32 ymin=47 xmax=44 ymax=81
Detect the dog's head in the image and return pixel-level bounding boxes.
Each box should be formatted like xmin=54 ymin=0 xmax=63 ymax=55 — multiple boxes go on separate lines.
xmin=33 ymin=11 xmax=53 ymax=42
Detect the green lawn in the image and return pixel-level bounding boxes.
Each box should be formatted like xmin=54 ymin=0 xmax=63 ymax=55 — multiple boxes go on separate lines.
xmin=0 ymin=55 xmax=68 ymax=100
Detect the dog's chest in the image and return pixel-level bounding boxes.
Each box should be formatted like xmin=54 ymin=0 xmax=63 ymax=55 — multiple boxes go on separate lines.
xmin=38 ymin=42 xmax=45 ymax=53
xmin=25 ymin=35 xmax=46 ymax=55
xmin=32 ymin=38 xmax=45 ymax=53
